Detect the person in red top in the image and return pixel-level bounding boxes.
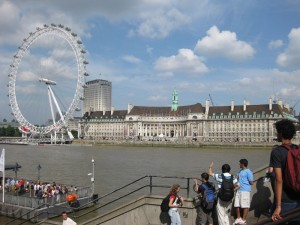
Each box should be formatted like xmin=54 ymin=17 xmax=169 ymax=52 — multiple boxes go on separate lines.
xmin=19 ymin=178 xmax=25 ymax=193
xmin=168 ymin=183 xmax=184 ymax=225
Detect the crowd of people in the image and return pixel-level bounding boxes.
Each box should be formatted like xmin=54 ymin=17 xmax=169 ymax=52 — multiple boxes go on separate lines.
xmin=165 ymin=119 xmax=300 ymax=225
xmin=2 ymin=178 xmax=77 ymax=201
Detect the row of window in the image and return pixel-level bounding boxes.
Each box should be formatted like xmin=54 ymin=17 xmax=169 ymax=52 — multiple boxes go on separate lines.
xmin=208 ymin=113 xmax=281 ymax=119
xmin=209 ymin=133 xmax=268 ymax=136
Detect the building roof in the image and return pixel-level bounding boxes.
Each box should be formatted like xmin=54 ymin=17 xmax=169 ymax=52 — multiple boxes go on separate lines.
xmin=83 ymin=110 xmax=127 ymax=119
xmin=208 ymin=104 xmax=293 ymax=116
xmin=86 ymin=79 xmax=111 ymax=85
xmin=128 ymin=103 xmax=204 ymax=116
xmin=81 ymin=102 xmax=297 ymax=122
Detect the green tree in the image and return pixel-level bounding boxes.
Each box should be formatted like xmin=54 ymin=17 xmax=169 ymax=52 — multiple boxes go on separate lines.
xmin=0 ymin=127 xmax=6 ymax=136
xmin=6 ymin=125 xmax=15 ymax=137
xmin=14 ymin=128 xmax=21 ymax=137
xmin=71 ymin=130 xmax=78 ymax=139
xmin=3 ymin=118 xmax=7 ymax=122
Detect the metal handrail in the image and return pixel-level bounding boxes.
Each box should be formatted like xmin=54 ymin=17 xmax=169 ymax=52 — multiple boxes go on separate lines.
xmin=74 ymin=175 xmax=193 ymax=219
xmin=0 ymin=186 xmax=92 ymax=208
xmin=254 ymin=206 xmax=300 ymax=225
xmin=70 ymin=175 xmax=148 ymax=214
xmin=67 ymin=164 xmax=270 ymax=221
xmin=4 ymin=203 xmax=50 ymax=225
xmin=17 ymin=211 xmax=48 ymax=225
xmin=73 ymin=166 xmax=270 ymax=221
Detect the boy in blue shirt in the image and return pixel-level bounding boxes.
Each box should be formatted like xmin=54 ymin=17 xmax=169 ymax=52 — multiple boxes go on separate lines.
xmin=234 ymin=159 xmax=254 ymax=225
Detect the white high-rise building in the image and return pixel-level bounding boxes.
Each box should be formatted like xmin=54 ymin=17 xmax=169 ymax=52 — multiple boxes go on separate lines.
xmin=83 ymin=79 xmax=112 ymax=114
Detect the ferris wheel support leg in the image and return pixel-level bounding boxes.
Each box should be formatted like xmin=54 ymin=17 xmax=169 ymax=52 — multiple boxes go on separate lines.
xmin=48 ymin=86 xmax=57 ymax=144
xmin=48 ymin=86 xmax=65 ymax=124
xmin=48 ymin=85 xmax=69 ymax=144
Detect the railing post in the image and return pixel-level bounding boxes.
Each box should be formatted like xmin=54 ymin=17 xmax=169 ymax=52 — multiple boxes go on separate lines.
xmin=187 ymin=178 xmax=190 ymax=198
xmin=150 ymin=176 xmax=153 ymax=195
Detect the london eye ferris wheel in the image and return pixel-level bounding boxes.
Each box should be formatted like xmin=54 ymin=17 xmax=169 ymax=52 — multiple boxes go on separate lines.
xmin=8 ymin=24 xmax=88 ymax=140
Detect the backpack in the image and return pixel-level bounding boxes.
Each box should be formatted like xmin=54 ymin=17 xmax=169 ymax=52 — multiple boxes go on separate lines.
xmin=201 ymin=183 xmax=215 ymax=210
xmin=160 ymin=194 xmax=171 ymax=212
xmin=218 ymin=174 xmax=234 ymax=202
xmin=282 ymin=144 xmax=300 ymax=192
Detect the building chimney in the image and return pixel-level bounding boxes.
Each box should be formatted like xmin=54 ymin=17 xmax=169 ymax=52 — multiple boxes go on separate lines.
xmin=285 ymin=103 xmax=290 ymax=109
xmin=231 ymin=99 xmax=234 ymax=111
xmin=111 ymin=106 xmax=114 ymax=115
xmin=243 ymin=99 xmax=247 ymax=111
xmin=205 ymin=99 xmax=210 ymax=114
xmin=269 ymin=97 xmax=272 ymax=111
xmin=89 ymin=106 xmax=93 ymax=116
xmin=128 ymin=103 xmax=133 ymax=113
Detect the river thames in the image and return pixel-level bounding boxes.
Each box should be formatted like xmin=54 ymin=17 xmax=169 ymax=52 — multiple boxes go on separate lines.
xmin=1 ymin=144 xmax=272 ymax=223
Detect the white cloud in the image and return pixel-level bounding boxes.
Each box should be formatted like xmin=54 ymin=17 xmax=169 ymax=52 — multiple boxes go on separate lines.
xmin=146 ymin=46 xmax=153 ymax=55
xmin=134 ymin=8 xmax=190 ymax=39
xmin=276 ymin=27 xmax=300 ymax=68
xmin=122 ymin=55 xmax=142 ymax=64
xmin=239 ymin=77 xmax=252 ymax=85
xmin=0 ymin=1 xmax=23 ymax=44
xmin=229 ymin=68 xmax=300 ymax=104
xmin=154 ymin=49 xmax=208 ymax=75
xmin=18 ymin=71 xmax=39 ymax=82
xmin=147 ymin=95 xmax=168 ymax=102
xmin=15 ymin=83 xmax=42 ymax=94
xmin=268 ymin=40 xmax=283 ymax=49
xmin=157 ymin=72 xmax=174 ymax=77
xmin=194 ymin=26 xmax=255 ymax=61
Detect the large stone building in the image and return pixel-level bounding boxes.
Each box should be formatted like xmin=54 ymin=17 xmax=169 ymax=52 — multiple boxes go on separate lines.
xmin=83 ymin=79 xmax=112 ymax=114
xmin=79 ymin=91 xmax=298 ymax=143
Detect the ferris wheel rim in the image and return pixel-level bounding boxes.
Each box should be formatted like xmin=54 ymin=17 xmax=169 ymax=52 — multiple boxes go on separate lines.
xmin=8 ymin=24 xmax=87 ymax=135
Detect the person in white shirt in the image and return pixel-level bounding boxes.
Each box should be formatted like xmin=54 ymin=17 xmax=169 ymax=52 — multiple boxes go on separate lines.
xmin=209 ymin=162 xmax=240 ymax=225
xmin=62 ymin=211 xmax=77 ymax=225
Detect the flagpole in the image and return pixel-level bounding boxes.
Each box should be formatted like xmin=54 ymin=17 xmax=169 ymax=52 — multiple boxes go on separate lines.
xmin=2 ymin=148 xmax=5 ymax=203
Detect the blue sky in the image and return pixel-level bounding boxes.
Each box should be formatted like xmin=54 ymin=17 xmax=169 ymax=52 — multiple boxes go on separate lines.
xmin=1 ymin=0 xmax=300 ymax=124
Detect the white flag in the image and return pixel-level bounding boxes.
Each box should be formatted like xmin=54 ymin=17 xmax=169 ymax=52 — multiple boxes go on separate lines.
xmin=0 ymin=149 xmax=4 ymax=172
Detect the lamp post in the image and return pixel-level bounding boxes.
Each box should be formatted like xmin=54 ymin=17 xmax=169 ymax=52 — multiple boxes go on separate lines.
xmin=37 ymin=164 xmax=42 ymax=181
xmin=14 ymin=162 xmax=19 ymax=180
xmin=88 ymin=158 xmax=95 ymax=195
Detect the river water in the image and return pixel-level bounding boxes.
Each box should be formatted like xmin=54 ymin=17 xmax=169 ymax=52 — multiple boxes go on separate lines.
xmin=0 ymin=144 xmax=272 ymax=223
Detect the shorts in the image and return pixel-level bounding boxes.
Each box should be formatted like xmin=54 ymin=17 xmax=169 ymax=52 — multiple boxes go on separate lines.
xmin=197 ymin=206 xmax=213 ymax=224
xmin=234 ymin=191 xmax=250 ymax=208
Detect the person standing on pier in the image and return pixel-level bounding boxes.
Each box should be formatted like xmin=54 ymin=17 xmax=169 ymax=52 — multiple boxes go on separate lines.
xmin=193 ymin=172 xmax=216 ymax=225
xmin=168 ymin=184 xmax=184 ymax=225
xmin=62 ymin=211 xmax=77 ymax=225
xmin=234 ymin=159 xmax=254 ymax=225
xmin=270 ymin=119 xmax=300 ymax=224
xmin=209 ymin=162 xmax=239 ymax=225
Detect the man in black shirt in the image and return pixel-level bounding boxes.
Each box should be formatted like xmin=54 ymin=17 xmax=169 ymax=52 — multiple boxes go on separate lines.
xmin=269 ymin=119 xmax=300 ymax=224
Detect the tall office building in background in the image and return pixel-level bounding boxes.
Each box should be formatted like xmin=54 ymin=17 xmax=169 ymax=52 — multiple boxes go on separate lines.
xmin=83 ymin=79 xmax=112 ymax=114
